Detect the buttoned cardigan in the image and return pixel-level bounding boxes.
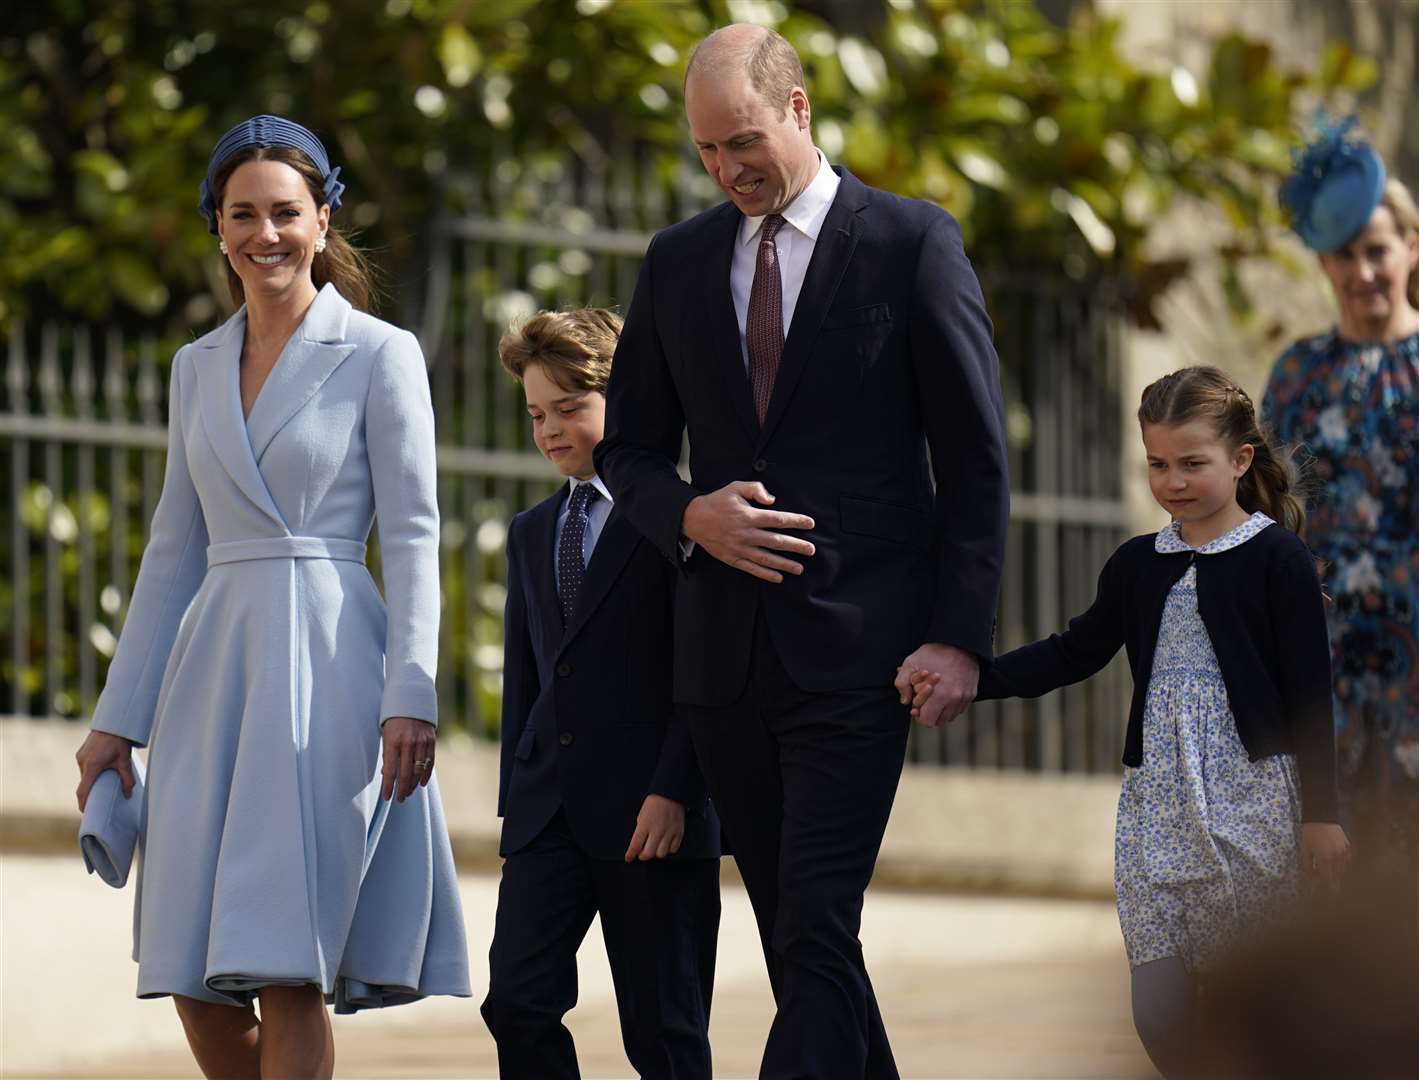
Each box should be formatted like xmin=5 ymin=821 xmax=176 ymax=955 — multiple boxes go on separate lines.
xmin=977 ymin=522 xmax=1338 ymax=822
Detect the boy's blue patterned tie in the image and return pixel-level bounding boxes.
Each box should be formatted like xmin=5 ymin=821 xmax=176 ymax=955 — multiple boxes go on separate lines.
xmin=557 ymin=482 xmax=600 ymax=629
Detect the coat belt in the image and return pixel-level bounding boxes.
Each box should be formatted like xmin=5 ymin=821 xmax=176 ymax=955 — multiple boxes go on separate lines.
xmin=206 ymin=536 xmax=368 ymax=567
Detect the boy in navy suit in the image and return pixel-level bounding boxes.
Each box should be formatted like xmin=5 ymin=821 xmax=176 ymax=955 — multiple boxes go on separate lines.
xmin=481 ymin=309 xmax=721 ymax=1079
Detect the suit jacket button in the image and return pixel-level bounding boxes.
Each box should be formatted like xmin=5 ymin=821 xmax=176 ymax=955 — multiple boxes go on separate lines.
xmin=556 ymin=662 xmax=572 ymax=677
xmin=559 ymin=732 xmax=574 ymax=747
xmin=752 ymin=458 xmax=768 ymax=473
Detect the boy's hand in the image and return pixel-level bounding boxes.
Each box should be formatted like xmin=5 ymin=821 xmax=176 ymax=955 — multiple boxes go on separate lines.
xmin=1302 ymin=822 xmax=1351 ymax=887
xmin=625 ymin=794 xmax=685 ymax=862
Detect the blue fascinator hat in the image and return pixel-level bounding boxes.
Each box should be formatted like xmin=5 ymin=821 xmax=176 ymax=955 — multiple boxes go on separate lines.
xmin=1279 ymin=113 xmax=1386 ymax=253
xmin=197 ymin=115 xmax=346 ymax=235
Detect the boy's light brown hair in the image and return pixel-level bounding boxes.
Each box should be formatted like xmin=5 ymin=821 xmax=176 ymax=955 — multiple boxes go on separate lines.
xmin=498 ymin=308 xmax=623 ymax=394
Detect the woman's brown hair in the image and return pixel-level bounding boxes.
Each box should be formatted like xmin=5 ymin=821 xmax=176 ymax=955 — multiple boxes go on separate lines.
xmin=1137 ymin=365 xmax=1307 ymax=536
xmin=212 ymin=144 xmax=376 ymax=313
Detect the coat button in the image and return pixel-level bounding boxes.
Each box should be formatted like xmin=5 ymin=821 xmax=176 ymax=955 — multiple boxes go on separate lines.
xmin=559 ymin=732 xmax=574 ymax=747
xmin=752 ymin=458 xmax=768 ymax=473
xmin=556 ymin=662 xmax=572 ymax=677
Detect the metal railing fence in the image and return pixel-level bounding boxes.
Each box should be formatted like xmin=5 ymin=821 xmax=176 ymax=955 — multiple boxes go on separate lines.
xmin=2 ymin=147 xmax=1131 ymax=773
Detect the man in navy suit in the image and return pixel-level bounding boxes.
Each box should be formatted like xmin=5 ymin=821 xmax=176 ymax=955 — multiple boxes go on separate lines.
xmin=482 ymin=309 xmax=721 ymax=1079
xmin=594 ymin=25 xmax=1010 ymax=1079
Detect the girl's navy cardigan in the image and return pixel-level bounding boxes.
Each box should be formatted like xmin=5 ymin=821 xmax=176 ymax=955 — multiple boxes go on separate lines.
xmin=977 ymin=523 xmax=1338 ymax=822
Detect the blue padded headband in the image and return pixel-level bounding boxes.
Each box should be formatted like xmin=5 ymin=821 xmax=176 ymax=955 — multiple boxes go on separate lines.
xmin=198 ymin=115 xmax=345 ymax=235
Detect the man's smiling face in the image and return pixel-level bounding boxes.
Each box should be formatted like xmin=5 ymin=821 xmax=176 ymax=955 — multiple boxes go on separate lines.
xmin=686 ymin=73 xmax=817 ymax=218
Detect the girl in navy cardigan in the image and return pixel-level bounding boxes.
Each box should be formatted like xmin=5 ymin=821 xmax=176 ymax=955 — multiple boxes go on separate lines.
xmin=911 ymin=366 xmax=1349 ymax=1078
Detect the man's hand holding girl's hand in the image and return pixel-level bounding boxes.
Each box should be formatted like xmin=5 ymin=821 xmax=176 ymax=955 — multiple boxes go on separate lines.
xmin=895 ymin=644 xmax=978 ymax=727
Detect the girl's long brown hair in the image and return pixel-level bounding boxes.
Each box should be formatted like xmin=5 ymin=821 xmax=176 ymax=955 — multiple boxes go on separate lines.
xmin=211 ymin=144 xmax=376 ymax=313
xmin=1138 ymin=366 xmax=1307 ymax=536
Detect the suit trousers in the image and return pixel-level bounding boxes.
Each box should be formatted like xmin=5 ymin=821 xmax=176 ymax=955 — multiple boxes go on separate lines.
xmin=687 ymin=611 xmax=910 ymax=1079
xmin=481 ymin=810 xmax=720 ymax=1079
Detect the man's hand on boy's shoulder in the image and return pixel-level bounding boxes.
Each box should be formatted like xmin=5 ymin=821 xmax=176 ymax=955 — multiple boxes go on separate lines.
xmin=624 ymin=793 xmax=686 ymax=862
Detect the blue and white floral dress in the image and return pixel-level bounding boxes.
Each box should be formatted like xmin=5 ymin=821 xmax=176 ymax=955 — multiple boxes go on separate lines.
xmin=1263 ymin=329 xmax=1419 ymax=862
xmin=1114 ymin=512 xmax=1302 ymax=972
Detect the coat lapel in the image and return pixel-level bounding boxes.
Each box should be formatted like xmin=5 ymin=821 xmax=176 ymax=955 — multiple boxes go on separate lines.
xmin=559 ymin=506 xmax=640 ymax=653
xmin=192 ymin=311 xmax=287 ymax=529
xmin=523 ymin=492 xmax=563 ymax=651
xmin=245 ymin=284 xmax=358 ymax=463
xmin=758 ymin=169 xmax=867 ymax=448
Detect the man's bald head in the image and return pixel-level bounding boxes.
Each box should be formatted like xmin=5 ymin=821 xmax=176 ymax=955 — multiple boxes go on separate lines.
xmin=684 ymin=24 xmax=806 ymax=117
xmin=683 ymin=24 xmax=817 ymax=216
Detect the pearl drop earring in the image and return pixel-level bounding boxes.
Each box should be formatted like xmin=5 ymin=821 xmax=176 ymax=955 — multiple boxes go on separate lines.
xmin=219 ymin=239 xmax=229 ymax=255
xmin=314 ymin=237 xmax=327 ymax=254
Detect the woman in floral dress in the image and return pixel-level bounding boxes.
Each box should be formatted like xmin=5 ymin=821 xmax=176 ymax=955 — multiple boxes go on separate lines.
xmin=1263 ymin=120 xmax=1419 ymax=869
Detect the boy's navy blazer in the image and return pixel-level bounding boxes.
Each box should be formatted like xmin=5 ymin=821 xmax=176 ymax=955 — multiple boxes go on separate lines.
xmin=497 ymin=484 xmax=720 ymax=861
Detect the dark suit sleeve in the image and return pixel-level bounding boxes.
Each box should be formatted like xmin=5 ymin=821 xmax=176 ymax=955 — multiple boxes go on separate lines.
xmin=646 ymin=559 xmax=704 ymax=807
xmin=977 ymin=548 xmax=1126 ymax=700
xmin=1269 ymin=540 xmax=1338 ymax=822
xmin=648 ymin=709 xmax=705 ymax=809
xmin=595 ymin=235 xmax=698 ymax=564
xmin=909 ymin=213 xmax=1010 ymax=659
xmin=498 ymin=517 xmax=541 ymax=818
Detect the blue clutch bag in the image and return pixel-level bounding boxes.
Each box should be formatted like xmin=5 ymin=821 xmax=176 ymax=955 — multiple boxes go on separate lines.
xmin=78 ymin=754 xmax=146 ymax=888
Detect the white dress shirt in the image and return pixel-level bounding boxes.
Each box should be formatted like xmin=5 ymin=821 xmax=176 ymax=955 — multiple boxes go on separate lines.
xmin=730 ymin=150 xmax=841 ymax=370
xmin=553 ymin=474 xmax=614 ymax=592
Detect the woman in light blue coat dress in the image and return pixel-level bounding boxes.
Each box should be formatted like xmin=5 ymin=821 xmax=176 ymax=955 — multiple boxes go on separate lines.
xmin=74 ymin=117 xmax=469 ymax=1079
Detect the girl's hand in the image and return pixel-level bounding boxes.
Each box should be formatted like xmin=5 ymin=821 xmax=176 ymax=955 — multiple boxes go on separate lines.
xmin=381 ymin=716 xmax=437 ymax=802
xmin=1302 ymin=822 xmax=1351 ymax=886
xmin=901 ymin=668 xmax=940 ymax=720
xmin=75 ymin=730 xmax=137 ymax=812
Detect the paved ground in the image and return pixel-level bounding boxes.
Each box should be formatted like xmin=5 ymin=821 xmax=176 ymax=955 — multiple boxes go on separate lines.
xmin=2 ymin=854 xmax=1151 ymax=1080
xmin=20 ymin=956 xmax=1146 ymax=1079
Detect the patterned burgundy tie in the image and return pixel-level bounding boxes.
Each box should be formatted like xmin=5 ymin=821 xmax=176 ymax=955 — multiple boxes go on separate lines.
xmin=748 ymin=213 xmax=786 ymax=425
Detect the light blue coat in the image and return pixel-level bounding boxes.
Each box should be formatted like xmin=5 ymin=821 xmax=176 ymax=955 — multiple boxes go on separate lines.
xmin=91 ymin=283 xmax=469 ymax=1011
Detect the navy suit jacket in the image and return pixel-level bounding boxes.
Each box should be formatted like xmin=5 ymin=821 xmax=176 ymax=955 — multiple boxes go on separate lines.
xmin=497 ymin=486 xmax=720 ymax=861
xmin=595 ymin=169 xmax=1010 ymax=706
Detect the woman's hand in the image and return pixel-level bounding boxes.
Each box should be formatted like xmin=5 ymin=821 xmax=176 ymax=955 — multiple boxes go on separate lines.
xmin=1302 ymin=822 xmax=1351 ymax=886
xmin=381 ymin=716 xmax=437 ymax=802
xmin=624 ymin=794 xmax=686 ymax=862
xmin=75 ymin=731 xmax=138 ymax=812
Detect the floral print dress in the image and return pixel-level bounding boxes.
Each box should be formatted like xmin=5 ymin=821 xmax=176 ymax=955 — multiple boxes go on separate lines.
xmin=1114 ymin=513 xmax=1301 ymax=972
xmin=1263 ymin=330 xmax=1419 ymax=860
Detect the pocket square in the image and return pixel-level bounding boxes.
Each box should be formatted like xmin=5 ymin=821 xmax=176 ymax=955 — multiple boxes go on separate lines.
xmin=78 ymin=754 xmax=146 ymax=888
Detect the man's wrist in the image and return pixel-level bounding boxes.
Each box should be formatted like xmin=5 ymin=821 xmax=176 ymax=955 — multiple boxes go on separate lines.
xmin=679 ymin=493 xmax=704 ymax=545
